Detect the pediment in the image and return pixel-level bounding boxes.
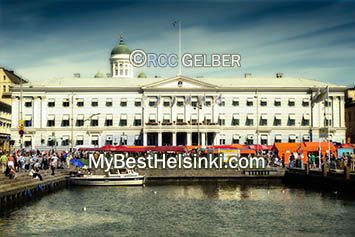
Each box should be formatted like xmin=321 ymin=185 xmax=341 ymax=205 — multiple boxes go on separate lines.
xmin=141 ymin=76 xmax=218 ymax=90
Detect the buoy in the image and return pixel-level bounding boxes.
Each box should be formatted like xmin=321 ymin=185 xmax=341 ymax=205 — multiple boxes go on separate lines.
xmin=154 ymin=191 xmax=157 ymax=194
xmin=82 ymin=207 xmax=87 ymax=211
xmin=26 ymin=189 xmax=32 ymax=199
xmin=38 ymin=184 xmax=44 ymax=192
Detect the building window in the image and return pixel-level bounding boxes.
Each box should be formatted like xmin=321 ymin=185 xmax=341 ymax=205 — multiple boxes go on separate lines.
xmin=275 ymin=137 xmax=282 ymax=143
xmin=232 ymin=138 xmax=239 ymax=144
xmin=3 ymin=85 xmax=6 ymax=92
xmin=302 ymin=100 xmax=309 ymax=107
xmin=205 ymin=101 xmax=211 ymax=107
xmin=274 ymin=118 xmax=281 ymax=126
xmin=260 ymin=119 xmax=267 ymax=126
xmin=47 ymin=120 xmax=55 ymax=127
xmin=125 ymin=69 xmax=128 ymax=75
xmin=63 ymin=100 xmax=70 ymax=107
xmin=24 ymin=140 xmax=32 ymax=147
xmin=149 ymin=101 xmax=156 ymax=107
xmin=260 ymin=100 xmax=267 ymax=106
xmin=232 ymin=119 xmax=239 ymax=126
xmin=219 ymin=100 xmax=225 ymax=107
xmin=191 ymin=101 xmax=197 ymax=107
xmin=25 ymin=101 xmax=32 ymax=107
xmin=246 ymin=119 xmax=253 ymax=126
xmin=48 ymin=101 xmax=55 ymax=107
xmin=177 ymin=100 xmax=184 ymax=107
xmin=24 ymin=120 xmax=32 ymax=127
xmin=288 ymin=100 xmax=295 ymax=107
xmin=92 ymin=139 xmax=99 ymax=146
xmin=120 ymin=119 xmax=127 ymax=126
xmin=76 ymin=140 xmax=83 ymax=145
xmin=164 ymin=101 xmax=170 ymax=107
xmin=105 ymin=119 xmax=113 ymax=126
xmin=106 ymin=99 xmax=113 ymax=107
xmin=325 ymin=101 xmax=331 ymax=107
xmin=302 ymin=119 xmax=310 ymax=126
xmin=62 ymin=119 xmax=70 ymax=127
xmin=48 ymin=139 xmax=55 ymax=146
xmin=288 ymin=118 xmax=295 ymax=126
xmin=77 ymin=101 xmax=84 ymax=107
xmin=120 ymin=100 xmax=127 ymax=107
xmin=91 ymin=119 xmax=98 ymax=127
xmin=246 ymin=138 xmax=253 ymax=145
xmin=134 ymin=119 xmax=142 ymax=126
xmin=218 ymin=119 xmax=225 ymax=126
xmin=135 ymin=101 xmax=141 ymax=107
xmin=62 ymin=139 xmax=69 ymax=146
xmin=120 ymin=69 xmax=123 ymax=75
xmin=247 ymin=100 xmax=253 ymax=106
xmin=232 ymin=100 xmax=239 ymax=106
xmin=289 ymin=137 xmax=296 ymax=143
xmin=91 ymin=100 xmax=98 ymax=107
xmin=220 ymin=138 xmax=226 ymax=145
xmin=324 ymin=119 xmax=332 ymax=126
xmin=76 ymin=120 xmax=84 ymax=127
xmin=261 ymin=138 xmax=268 ymax=145
xmin=274 ymin=100 xmax=281 ymax=106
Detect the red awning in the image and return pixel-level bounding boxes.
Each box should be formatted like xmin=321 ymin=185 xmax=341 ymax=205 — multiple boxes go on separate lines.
xmin=247 ymin=145 xmax=273 ymax=150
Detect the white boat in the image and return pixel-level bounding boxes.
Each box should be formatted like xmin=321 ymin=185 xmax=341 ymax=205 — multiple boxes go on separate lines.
xmin=70 ymin=169 xmax=145 ymax=186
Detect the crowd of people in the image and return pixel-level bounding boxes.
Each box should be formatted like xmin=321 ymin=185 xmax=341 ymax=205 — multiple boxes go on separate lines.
xmin=0 ymin=150 xmax=84 ymax=179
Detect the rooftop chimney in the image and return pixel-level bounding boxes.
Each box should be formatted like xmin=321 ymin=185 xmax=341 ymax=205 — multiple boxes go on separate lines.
xmin=244 ymin=73 xmax=252 ymax=78
xmin=276 ymin=73 xmax=284 ymax=78
xmin=74 ymin=73 xmax=81 ymax=78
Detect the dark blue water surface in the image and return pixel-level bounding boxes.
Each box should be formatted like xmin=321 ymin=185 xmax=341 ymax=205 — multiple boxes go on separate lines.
xmin=1 ymin=182 xmax=355 ymax=236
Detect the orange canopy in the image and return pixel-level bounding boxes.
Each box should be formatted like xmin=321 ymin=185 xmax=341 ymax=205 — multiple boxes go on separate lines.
xmin=273 ymin=143 xmax=301 ymax=164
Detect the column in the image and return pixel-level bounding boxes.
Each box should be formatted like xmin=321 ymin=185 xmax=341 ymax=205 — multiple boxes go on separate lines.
xmin=201 ymin=132 xmax=206 ymax=146
xmin=143 ymin=132 xmax=148 ymax=146
xmin=187 ymin=132 xmax=192 ymax=146
xmin=33 ymin=96 xmax=40 ymax=128
xmin=158 ymin=132 xmax=162 ymax=146
xmin=172 ymin=132 xmax=177 ymax=146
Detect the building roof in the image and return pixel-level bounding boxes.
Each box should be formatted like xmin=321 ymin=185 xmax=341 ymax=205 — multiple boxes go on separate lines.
xmin=111 ymin=33 xmax=131 ymax=55
xmin=17 ymin=75 xmax=346 ymax=91
xmin=1 ymin=68 xmax=27 ymax=84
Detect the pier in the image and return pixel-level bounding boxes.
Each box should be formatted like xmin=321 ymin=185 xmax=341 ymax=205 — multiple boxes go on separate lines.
xmin=0 ymin=170 xmax=69 ymax=207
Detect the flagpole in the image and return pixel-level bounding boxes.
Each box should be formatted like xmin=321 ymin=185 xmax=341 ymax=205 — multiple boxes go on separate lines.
xmin=318 ymin=87 xmax=321 ymax=167
xmin=178 ymin=21 xmax=182 ymax=76
xmin=327 ymin=84 xmax=330 ymax=159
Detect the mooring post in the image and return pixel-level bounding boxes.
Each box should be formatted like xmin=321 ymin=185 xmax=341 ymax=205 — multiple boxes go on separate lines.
xmin=322 ymin=164 xmax=327 ymax=177
xmin=305 ymin=163 xmax=310 ymax=175
xmin=344 ymin=166 xmax=350 ymax=180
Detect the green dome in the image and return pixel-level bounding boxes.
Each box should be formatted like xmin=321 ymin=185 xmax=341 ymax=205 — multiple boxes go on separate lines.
xmin=137 ymin=71 xmax=147 ymax=78
xmin=111 ymin=33 xmax=131 ymax=55
xmin=94 ymin=70 xmax=104 ymax=78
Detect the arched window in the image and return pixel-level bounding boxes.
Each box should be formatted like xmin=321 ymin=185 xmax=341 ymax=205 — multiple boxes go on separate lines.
xmin=3 ymin=85 xmax=6 ymax=92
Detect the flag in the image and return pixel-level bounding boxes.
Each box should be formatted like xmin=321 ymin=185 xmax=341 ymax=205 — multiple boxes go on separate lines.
xmin=185 ymin=95 xmax=191 ymax=105
xmin=215 ymin=94 xmax=222 ymax=105
xmin=172 ymin=20 xmax=179 ymax=27
xmin=313 ymin=86 xmax=328 ymax=104
xmin=170 ymin=96 xmax=176 ymax=108
xmin=156 ymin=96 xmax=160 ymax=107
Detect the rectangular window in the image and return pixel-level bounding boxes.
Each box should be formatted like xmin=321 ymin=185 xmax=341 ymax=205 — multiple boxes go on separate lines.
xmin=91 ymin=99 xmax=98 ymax=107
xmin=120 ymin=119 xmax=127 ymax=126
xmin=247 ymin=100 xmax=253 ymax=106
xmin=288 ymin=99 xmax=295 ymax=107
xmin=218 ymin=119 xmax=225 ymax=126
xmin=219 ymin=100 xmax=225 ymax=107
xmin=134 ymin=119 xmax=142 ymax=126
xmin=62 ymin=120 xmax=70 ymax=127
xmin=232 ymin=99 xmax=239 ymax=106
xmin=24 ymin=120 xmax=32 ymax=127
xmin=149 ymin=101 xmax=156 ymax=107
xmin=91 ymin=119 xmax=98 ymax=126
xmin=177 ymin=101 xmax=184 ymax=107
xmin=63 ymin=100 xmax=69 ymax=107
xmin=302 ymin=119 xmax=310 ymax=126
xmin=76 ymin=120 xmax=84 ymax=127
xmin=77 ymin=101 xmax=84 ymax=107
xmin=246 ymin=139 xmax=253 ymax=145
xmin=76 ymin=140 xmax=83 ymax=145
xmin=246 ymin=119 xmax=254 ymax=126
xmin=135 ymin=100 xmax=141 ymax=107
xmin=288 ymin=119 xmax=295 ymax=126
xmin=232 ymin=139 xmax=239 ymax=144
xmin=163 ymin=101 xmax=170 ymax=107
xmin=47 ymin=120 xmax=55 ymax=127
xmin=302 ymin=100 xmax=309 ymax=107
xmin=92 ymin=139 xmax=98 ymax=146
xmin=324 ymin=119 xmax=332 ymax=126
xmin=274 ymin=101 xmax=281 ymax=107
xmin=25 ymin=101 xmax=32 ymax=107
xmin=260 ymin=99 xmax=267 ymax=106
xmin=261 ymin=139 xmax=268 ymax=145
xmin=220 ymin=139 xmax=226 ymax=145
xmin=105 ymin=119 xmax=113 ymax=126
xmin=274 ymin=118 xmax=281 ymax=126
xmin=232 ymin=119 xmax=239 ymax=126
xmin=325 ymin=101 xmax=331 ymax=107
xmin=260 ymin=119 xmax=267 ymax=126
xmin=205 ymin=101 xmax=211 ymax=107
xmin=191 ymin=101 xmax=197 ymax=107
xmin=120 ymin=100 xmax=127 ymax=107
xmin=48 ymin=101 xmax=55 ymax=107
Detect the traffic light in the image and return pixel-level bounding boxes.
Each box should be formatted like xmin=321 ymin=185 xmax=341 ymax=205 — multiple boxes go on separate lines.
xmin=19 ymin=120 xmax=24 ymax=136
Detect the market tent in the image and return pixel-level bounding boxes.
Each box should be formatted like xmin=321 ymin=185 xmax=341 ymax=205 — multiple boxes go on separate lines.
xmin=99 ymin=144 xmax=116 ymax=151
xmin=301 ymin=142 xmax=337 ymax=158
xmin=146 ymin=146 xmax=186 ymax=152
xmin=273 ymin=143 xmax=301 ymax=164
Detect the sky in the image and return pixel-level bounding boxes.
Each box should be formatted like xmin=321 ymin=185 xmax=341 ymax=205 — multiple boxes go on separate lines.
xmin=0 ymin=0 xmax=355 ymax=86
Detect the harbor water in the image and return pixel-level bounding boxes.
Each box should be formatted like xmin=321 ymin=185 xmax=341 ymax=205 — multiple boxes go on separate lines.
xmin=1 ymin=182 xmax=355 ymax=236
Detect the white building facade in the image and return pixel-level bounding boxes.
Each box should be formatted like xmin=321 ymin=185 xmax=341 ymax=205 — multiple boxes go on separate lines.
xmin=10 ymin=37 xmax=347 ymax=150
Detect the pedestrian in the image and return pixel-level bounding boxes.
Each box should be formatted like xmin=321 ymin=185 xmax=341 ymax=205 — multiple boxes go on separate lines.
xmin=1 ymin=152 xmax=8 ymax=173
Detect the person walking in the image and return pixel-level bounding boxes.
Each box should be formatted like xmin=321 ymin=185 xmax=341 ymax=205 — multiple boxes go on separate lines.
xmin=1 ymin=152 xmax=8 ymax=173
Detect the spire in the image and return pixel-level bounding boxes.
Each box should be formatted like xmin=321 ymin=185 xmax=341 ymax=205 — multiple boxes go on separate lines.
xmin=120 ymin=32 xmax=124 ymax=45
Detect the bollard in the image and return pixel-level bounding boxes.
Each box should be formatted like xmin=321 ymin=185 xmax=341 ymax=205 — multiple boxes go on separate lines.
xmin=305 ymin=164 xmax=310 ymax=175
xmin=322 ymin=164 xmax=327 ymax=177
xmin=344 ymin=166 xmax=350 ymax=180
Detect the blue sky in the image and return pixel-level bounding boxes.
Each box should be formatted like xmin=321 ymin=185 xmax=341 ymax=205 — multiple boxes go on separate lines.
xmin=0 ymin=0 xmax=355 ymax=86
